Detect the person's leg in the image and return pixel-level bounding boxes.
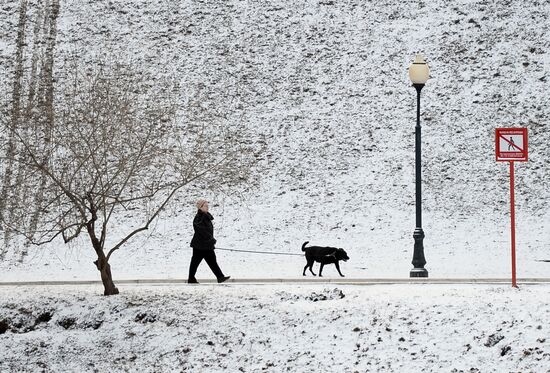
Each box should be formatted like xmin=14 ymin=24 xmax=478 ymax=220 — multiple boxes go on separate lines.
xmin=203 ymin=250 xmax=225 ymax=279
xmin=188 ymin=249 xmax=204 ymax=283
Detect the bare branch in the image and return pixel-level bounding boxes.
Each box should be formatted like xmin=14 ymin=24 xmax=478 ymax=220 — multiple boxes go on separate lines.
xmin=105 ymin=153 xmax=234 ymax=261
xmin=2 ymin=53 xmax=261 ymax=295
xmin=9 ymin=126 xmax=87 ymax=220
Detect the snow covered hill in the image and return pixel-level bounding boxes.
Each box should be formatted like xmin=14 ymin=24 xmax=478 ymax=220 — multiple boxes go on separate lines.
xmin=2 ymin=284 xmax=550 ymax=372
xmin=0 ymin=0 xmax=549 ymax=281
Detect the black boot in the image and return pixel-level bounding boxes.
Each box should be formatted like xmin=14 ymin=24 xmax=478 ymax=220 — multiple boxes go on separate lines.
xmin=217 ymin=276 xmax=230 ymax=283
xmin=188 ymin=278 xmax=199 ymax=284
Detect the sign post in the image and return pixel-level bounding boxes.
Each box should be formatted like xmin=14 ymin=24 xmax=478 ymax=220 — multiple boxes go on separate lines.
xmin=495 ymin=128 xmax=528 ymax=288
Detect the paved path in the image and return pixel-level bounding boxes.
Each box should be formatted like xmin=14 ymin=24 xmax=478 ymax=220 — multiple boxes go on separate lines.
xmin=1 ymin=278 xmax=550 ymax=286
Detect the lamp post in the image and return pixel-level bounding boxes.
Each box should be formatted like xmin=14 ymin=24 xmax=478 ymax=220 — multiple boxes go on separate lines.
xmin=408 ymin=54 xmax=430 ymax=278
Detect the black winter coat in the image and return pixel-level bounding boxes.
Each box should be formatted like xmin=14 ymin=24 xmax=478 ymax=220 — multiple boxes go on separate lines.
xmin=190 ymin=210 xmax=216 ymax=250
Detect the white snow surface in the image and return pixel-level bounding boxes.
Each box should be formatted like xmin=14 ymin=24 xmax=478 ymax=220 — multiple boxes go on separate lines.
xmin=1 ymin=284 xmax=550 ymax=372
xmin=1 ymin=0 xmax=549 ymax=282
xmin=1 ymin=1 xmax=550 ymax=370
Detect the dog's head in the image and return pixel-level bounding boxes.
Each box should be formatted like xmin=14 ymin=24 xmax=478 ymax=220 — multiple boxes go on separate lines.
xmin=336 ymin=248 xmax=349 ymax=262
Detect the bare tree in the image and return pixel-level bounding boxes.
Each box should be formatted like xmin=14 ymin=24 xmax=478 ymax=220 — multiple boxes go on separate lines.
xmin=0 ymin=0 xmax=30 ymax=247
xmin=1 ymin=59 xmax=260 ymax=295
xmin=1 ymin=0 xmax=61 ymax=259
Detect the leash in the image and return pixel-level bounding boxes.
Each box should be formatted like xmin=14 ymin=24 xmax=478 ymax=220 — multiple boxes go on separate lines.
xmin=216 ymin=247 xmax=303 ymax=256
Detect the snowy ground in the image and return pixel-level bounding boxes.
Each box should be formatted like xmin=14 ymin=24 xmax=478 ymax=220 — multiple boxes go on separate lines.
xmin=1 ymin=284 xmax=550 ymax=372
xmin=1 ymin=207 xmax=549 ymax=283
xmin=1 ymin=1 xmax=550 ymax=371
xmin=1 ymin=0 xmax=550 ymax=284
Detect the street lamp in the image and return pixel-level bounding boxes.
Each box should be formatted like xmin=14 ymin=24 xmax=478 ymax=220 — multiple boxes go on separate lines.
xmin=408 ymin=54 xmax=430 ymax=278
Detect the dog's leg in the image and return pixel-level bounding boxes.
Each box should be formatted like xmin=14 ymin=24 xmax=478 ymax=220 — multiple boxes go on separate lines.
xmin=335 ymin=262 xmax=345 ymax=277
xmin=319 ymin=263 xmax=324 ymax=277
xmin=309 ymin=263 xmax=316 ymax=276
xmin=305 ymin=258 xmax=316 ymax=276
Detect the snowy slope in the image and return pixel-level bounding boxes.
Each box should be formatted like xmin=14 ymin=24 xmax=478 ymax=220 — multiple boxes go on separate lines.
xmin=1 ymin=284 xmax=550 ymax=372
xmin=0 ymin=0 xmax=549 ymax=281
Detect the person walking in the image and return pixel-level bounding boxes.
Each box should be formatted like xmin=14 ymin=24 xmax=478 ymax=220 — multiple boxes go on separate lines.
xmin=188 ymin=199 xmax=230 ymax=284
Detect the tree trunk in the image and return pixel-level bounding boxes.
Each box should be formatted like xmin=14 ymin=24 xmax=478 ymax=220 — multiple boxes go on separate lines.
xmin=25 ymin=0 xmax=61 ymax=260
xmin=0 ymin=0 xmax=28 ymax=250
xmin=94 ymin=257 xmax=119 ymax=296
xmin=86 ymin=200 xmax=118 ymax=295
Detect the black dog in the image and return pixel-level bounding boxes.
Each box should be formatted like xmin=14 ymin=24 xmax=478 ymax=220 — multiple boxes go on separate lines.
xmin=302 ymin=241 xmax=350 ymax=277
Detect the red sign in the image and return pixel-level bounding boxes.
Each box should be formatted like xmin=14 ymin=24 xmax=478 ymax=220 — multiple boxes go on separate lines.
xmin=496 ymin=128 xmax=528 ymax=162
xmin=495 ymin=127 xmax=528 ymax=288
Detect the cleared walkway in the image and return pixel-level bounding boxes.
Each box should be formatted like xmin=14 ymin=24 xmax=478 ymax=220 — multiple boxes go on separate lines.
xmin=1 ymin=278 xmax=550 ymax=286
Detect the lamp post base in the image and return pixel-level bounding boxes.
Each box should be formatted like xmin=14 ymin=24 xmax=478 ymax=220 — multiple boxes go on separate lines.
xmin=410 ymin=227 xmax=428 ymax=278
xmin=410 ymin=268 xmax=429 ymax=278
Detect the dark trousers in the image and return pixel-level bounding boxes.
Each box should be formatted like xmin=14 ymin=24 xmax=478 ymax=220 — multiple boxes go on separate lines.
xmin=188 ymin=248 xmax=224 ymax=280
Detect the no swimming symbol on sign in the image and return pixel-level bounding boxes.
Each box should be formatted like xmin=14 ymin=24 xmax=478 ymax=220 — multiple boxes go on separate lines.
xmin=495 ymin=128 xmax=528 ymax=162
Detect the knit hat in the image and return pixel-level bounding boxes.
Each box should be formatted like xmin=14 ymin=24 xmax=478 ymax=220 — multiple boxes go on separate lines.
xmin=196 ymin=199 xmax=208 ymax=209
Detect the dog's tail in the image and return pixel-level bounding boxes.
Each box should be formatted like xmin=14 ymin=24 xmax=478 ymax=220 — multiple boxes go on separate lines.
xmin=301 ymin=241 xmax=309 ymax=251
